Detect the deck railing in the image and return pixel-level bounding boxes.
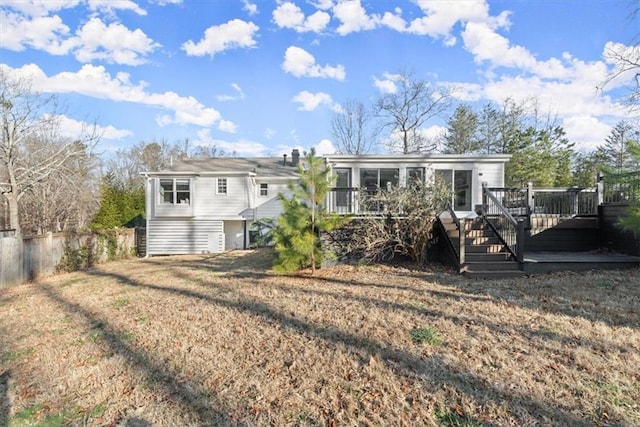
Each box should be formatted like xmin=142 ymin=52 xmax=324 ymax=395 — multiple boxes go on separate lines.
xmin=602 ymin=171 xmax=640 ymax=204
xmin=482 ymin=184 xmax=525 ymax=262
xmin=325 ymin=187 xmax=359 ymax=215
xmin=531 ymin=187 xmax=598 ymax=217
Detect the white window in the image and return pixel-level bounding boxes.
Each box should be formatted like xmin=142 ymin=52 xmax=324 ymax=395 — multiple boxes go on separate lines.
xmin=217 ymin=178 xmax=227 ymax=195
xmin=159 ymin=178 xmax=190 ymax=205
xmin=259 ymin=183 xmax=268 ymax=196
xmin=407 ymin=167 xmax=425 ymax=185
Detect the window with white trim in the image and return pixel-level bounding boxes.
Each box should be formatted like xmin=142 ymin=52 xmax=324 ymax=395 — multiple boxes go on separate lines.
xmin=159 ymin=178 xmax=190 ymax=205
xmin=259 ymin=183 xmax=268 ymax=196
xmin=217 ymin=178 xmax=227 ymax=195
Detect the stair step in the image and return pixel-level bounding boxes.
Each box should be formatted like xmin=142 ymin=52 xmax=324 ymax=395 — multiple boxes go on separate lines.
xmin=466 ymin=244 xmax=505 ymax=253
xmin=466 ymin=252 xmax=512 ymax=262
xmin=464 ymin=261 xmax=520 ymax=271
xmin=466 ymin=236 xmax=500 ymax=245
xmin=465 ymin=270 xmax=527 ymax=279
xmin=447 ymin=229 xmax=494 ymax=238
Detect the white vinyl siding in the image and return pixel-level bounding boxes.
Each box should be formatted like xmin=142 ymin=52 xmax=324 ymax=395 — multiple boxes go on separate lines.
xmin=255 ymin=183 xmax=290 ymax=219
xmin=147 ymin=219 xmax=224 ymax=255
xmin=193 ymin=177 xmax=252 ymax=219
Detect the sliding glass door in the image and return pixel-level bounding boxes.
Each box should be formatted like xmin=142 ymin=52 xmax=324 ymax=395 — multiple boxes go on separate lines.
xmin=435 ymin=169 xmax=472 ymax=211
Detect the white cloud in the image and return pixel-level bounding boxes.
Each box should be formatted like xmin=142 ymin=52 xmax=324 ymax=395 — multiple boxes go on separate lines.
xmin=217 ymin=83 xmax=245 ymax=102
xmin=242 ymin=0 xmax=258 ymax=16
xmin=407 ymin=0 xmax=496 ymax=44
xmin=314 ymin=138 xmax=336 ymax=155
xmin=51 ymin=114 xmax=132 ymax=140
xmin=603 ymin=42 xmax=640 ymax=90
xmin=282 ymin=46 xmax=346 ymax=80
xmin=2 ymin=0 xmax=81 ymax=17
xmin=182 ymin=19 xmax=259 ymax=57
xmin=562 ymin=115 xmax=614 ymax=152
xmin=0 ymin=10 xmax=71 ymax=53
xmin=1 ymin=63 xmax=228 ymax=130
xmin=332 ymin=0 xmax=379 ymax=35
xmin=380 ymin=8 xmax=406 ymax=32
xmin=86 ymin=0 xmax=147 ymax=16
xmin=72 ymin=17 xmax=160 ymax=65
xmin=273 ymin=2 xmax=330 ymax=33
xmin=218 ymin=119 xmax=237 ymax=133
xmin=264 ymin=128 xmax=276 ymax=140
xmin=372 ymin=72 xmax=401 ymax=94
xmin=0 ymin=12 xmax=159 ymax=65
xmin=292 ymin=91 xmax=333 ymax=111
xmin=195 ymin=129 xmax=268 ymax=156
xmin=311 ymin=0 xmax=333 ymax=10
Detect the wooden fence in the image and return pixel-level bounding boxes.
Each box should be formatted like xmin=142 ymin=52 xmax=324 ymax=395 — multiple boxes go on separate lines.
xmin=0 ymin=229 xmax=136 ymax=288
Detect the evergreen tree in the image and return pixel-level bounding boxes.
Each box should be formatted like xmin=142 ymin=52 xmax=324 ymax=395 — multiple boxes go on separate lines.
xmin=617 ymin=138 xmax=640 ymax=236
xmin=505 ymin=126 xmax=574 ymax=187
xmin=272 ymin=149 xmax=345 ymax=274
xmin=597 ymin=121 xmax=637 ymax=173
xmin=90 ymin=174 xmax=120 ymax=230
xmin=442 ymin=104 xmax=480 ymax=154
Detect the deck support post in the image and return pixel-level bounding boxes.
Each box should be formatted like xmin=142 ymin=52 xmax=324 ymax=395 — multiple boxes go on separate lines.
xmin=596 ymin=172 xmax=604 ymax=206
xmin=516 ymin=218 xmax=525 ymax=264
xmin=458 ymin=218 xmax=466 ymax=272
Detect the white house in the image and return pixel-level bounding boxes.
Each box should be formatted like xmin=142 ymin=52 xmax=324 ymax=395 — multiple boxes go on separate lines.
xmin=141 ymin=150 xmax=511 ymax=256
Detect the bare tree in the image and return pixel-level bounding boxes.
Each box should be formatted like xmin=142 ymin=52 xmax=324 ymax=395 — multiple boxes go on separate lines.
xmin=331 ymin=100 xmax=377 ymax=154
xmin=0 ymin=69 xmax=99 ymax=234
xmin=599 ymin=2 xmax=639 ymax=111
xmin=375 ymin=69 xmax=453 ymax=154
xmin=19 ymin=140 xmax=99 ymax=234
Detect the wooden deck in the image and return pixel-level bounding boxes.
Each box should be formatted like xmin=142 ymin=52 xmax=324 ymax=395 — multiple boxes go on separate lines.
xmin=522 ymin=251 xmax=640 ymax=274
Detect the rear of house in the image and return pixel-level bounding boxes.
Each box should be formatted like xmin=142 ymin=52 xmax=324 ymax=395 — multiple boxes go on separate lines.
xmin=142 ymin=152 xmax=511 ymax=256
xmin=325 ymin=154 xmax=511 ymax=216
xmin=141 ymin=156 xmax=299 ymax=256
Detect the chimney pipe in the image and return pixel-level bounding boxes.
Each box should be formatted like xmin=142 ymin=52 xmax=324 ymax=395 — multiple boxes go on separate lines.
xmin=283 ymin=154 xmax=287 ymax=166
xmin=291 ymin=149 xmax=300 ymax=166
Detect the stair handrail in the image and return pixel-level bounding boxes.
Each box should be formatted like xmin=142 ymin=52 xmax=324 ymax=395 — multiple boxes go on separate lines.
xmin=481 ymin=183 xmax=525 ymax=263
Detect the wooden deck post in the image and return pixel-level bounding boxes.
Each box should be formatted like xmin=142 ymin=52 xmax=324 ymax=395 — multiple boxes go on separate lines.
xmin=516 ymin=218 xmax=525 ymax=264
xmin=596 ymin=172 xmax=604 ymax=206
xmin=458 ymin=218 xmax=466 ymax=272
xmin=527 ymin=182 xmax=534 ymax=215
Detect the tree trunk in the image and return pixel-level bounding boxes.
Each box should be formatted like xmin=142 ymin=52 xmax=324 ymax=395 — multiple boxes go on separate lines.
xmin=4 ymin=193 xmax=20 ymax=234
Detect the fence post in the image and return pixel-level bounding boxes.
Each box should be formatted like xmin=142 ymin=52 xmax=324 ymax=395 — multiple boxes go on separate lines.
xmin=573 ymin=188 xmax=580 ymax=216
xmin=527 ymin=182 xmax=534 ymax=215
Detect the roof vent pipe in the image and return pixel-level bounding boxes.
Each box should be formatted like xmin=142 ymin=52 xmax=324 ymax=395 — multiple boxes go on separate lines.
xmin=283 ymin=154 xmax=287 ymax=166
xmin=291 ymin=149 xmax=300 ymax=166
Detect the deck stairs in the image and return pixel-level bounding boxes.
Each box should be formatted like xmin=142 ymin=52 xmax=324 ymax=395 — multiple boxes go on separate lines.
xmin=440 ymin=215 xmax=525 ymax=279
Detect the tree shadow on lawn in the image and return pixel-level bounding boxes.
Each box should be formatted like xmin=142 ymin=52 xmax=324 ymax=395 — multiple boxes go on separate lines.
xmin=142 ymin=248 xmax=275 ymax=279
xmin=140 ymin=252 xmax=636 ymax=355
xmin=77 ymin=266 xmax=593 ymax=426
xmin=256 ymin=279 xmax=636 ymax=356
xmin=406 ymin=268 xmax=640 ymax=329
xmin=34 ymin=282 xmax=236 ymax=426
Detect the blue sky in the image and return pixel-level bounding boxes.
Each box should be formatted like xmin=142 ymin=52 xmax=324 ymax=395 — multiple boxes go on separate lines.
xmin=1 ymin=0 xmax=638 ymax=158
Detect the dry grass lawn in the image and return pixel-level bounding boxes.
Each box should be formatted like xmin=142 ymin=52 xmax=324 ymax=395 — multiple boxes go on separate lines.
xmin=1 ymin=249 xmax=639 ymax=426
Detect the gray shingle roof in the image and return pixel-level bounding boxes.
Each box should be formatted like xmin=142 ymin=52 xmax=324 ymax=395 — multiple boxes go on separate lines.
xmin=161 ymin=157 xmax=300 ymax=178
